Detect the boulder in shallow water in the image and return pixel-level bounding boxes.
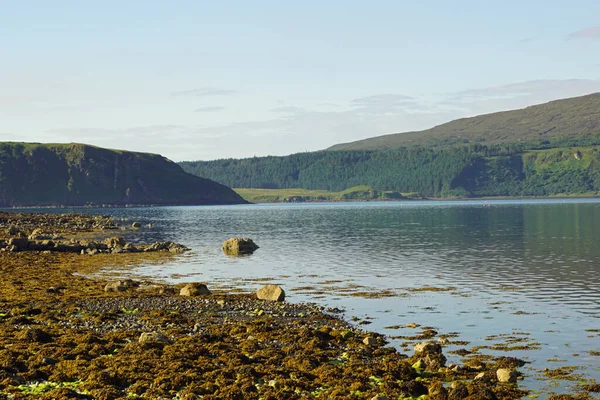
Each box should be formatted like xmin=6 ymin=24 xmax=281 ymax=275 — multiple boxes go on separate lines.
xmin=131 ymin=221 xmax=142 ymax=228
xmin=256 ymin=284 xmax=285 ymax=301
xmin=222 ymin=237 xmax=259 ymax=256
xmin=179 ymin=283 xmax=211 ymax=296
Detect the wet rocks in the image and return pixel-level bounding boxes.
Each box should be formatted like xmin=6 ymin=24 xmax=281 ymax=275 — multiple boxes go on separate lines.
xmin=222 ymin=237 xmax=259 ymax=256
xmin=131 ymin=221 xmax=142 ymax=228
xmin=363 ymin=336 xmax=377 ymax=346
xmin=143 ymin=241 xmax=189 ymax=253
xmin=413 ymin=341 xmax=447 ymax=370
xmin=256 ymin=284 xmax=285 ymax=301
xmin=179 ymin=283 xmax=211 ymax=297
xmin=497 ymin=368 xmax=518 ymax=383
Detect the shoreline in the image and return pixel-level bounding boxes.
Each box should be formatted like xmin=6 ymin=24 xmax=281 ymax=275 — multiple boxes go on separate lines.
xmin=0 ymin=212 xmax=594 ymax=399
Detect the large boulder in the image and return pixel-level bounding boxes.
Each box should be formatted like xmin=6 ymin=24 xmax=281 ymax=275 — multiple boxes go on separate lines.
xmin=256 ymin=284 xmax=285 ymax=301
xmin=222 ymin=238 xmax=259 ymax=256
xmin=179 ymin=283 xmax=211 ymax=296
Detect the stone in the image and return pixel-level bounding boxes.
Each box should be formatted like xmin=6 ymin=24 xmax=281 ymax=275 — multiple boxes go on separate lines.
xmin=496 ymin=368 xmax=518 ymax=383
xmin=370 ymin=395 xmax=388 ymax=400
xmin=256 ymin=284 xmax=285 ymax=301
xmin=222 ymin=237 xmax=259 ymax=255
xmin=139 ymin=332 xmax=172 ymax=344
xmin=104 ymin=237 xmax=126 ymax=249
xmin=363 ymin=337 xmax=377 ymax=346
xmin=104 ymin=280 xmax=134 ymax=292
xmin=412 ymin=359 xmax=426 ymax=370
xmin=8 ymin=238 xmax=29 ymax=251
xmin=179 ymin=283 xmax=211 ymax=297
xmin=414 ymin=341 xmax=442 ymax=355
xmin=131 ymin=221 xmax=142 ymax=228
xmin=474 ymin=372 xmax=486 ymax=380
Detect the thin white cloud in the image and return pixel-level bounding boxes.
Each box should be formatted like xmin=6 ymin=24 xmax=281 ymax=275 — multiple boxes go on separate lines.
xmin=270 ymin=106 xmax=308 ymax=114
xmin=171 ymin=87 xmax=238 ymax=97
xmin=194 ymin=106 xmax=225 ymax=113
xmin=41 ymin=79 xmax=600 ymax=161
xmin=567 ymin=26 xmax=600 ymax=40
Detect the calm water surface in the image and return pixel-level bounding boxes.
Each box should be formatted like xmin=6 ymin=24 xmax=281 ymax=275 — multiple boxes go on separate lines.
xmin=19 ymin=199 xmax=600 ymax=396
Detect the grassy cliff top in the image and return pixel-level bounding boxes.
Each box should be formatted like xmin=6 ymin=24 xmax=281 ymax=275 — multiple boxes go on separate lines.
xmin=328 ymin=92 xmax=600 ymax=151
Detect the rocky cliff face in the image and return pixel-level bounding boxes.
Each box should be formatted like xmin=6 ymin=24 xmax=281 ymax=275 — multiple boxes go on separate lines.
xmin=0 ymin=142 xmax=246 ymax=207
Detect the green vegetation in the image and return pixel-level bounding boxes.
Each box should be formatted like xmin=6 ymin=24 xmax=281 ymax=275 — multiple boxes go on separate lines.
xmin=181 ymin=144 xmax=600 ymax=198
xmin=181 ymin=93 xmax=600 ymax=199
xmin=0 ymin=142 xmax=246 ymax=207
xmin=328 ymin=92 xmax=600 ymax=151
xmin=234 ymin=186 xmax=410 ymax=203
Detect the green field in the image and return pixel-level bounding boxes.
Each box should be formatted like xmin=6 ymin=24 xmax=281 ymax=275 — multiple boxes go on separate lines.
xmin=233 ymin=186 xmax=416 ymax=203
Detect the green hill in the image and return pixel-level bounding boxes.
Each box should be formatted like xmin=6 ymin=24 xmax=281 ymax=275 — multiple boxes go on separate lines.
xmin=0 ymin=142 xmax=246 ymax=207
xmin=180 ymin=146 xmax=600 ymax=199
xmin=328 ymin=92 xmax=600 ymax=151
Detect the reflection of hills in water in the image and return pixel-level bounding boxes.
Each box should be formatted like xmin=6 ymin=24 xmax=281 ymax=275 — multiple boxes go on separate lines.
xmin=321 ymin=204 xmax=600 ymax=316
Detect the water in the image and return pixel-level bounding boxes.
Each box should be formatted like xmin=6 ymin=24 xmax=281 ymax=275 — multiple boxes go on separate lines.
xmin=13 ymin=199 xmax=600 ymax=396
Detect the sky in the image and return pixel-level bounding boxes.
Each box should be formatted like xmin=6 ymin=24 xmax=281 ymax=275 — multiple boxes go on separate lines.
xmin=1 ymin=1 xmax=599 ymax=161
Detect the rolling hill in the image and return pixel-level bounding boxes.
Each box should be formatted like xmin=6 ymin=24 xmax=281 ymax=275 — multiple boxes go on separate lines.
xmin=328 ymin=92 xmax=600 ymax=151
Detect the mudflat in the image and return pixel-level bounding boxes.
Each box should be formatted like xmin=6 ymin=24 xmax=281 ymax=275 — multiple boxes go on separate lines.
xmin=0 ymin=212 xmax=535 ymax=399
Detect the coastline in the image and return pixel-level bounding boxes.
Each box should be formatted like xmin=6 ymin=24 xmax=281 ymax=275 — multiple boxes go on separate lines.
xmin=0 ymin=212 xmax=593 ymax=399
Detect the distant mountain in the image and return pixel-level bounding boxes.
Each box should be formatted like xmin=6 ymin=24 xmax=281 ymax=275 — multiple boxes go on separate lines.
xmin=328 ymin=92 xmax=600 ymax=151
xmin=0 ymin=142 xmax=246 ymax=207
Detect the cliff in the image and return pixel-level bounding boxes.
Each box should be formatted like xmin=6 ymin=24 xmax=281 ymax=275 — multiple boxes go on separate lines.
xmin=0 ymin=142 xmax=246 ymax=207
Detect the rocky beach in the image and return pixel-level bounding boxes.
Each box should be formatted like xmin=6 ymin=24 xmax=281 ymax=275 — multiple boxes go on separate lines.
xmin=0 ymin=212 xmax=594 ymax=399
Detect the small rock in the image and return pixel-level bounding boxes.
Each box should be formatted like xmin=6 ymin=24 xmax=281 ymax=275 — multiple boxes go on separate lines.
xmin=180 ymin=283 xmax=211 ymax=297
xmin=104 ymin=280 xmax=134 ymax=292
xmin=371 ymin=395 xmax=388 ymax=400
xmin=474 ymin=372 xmax=486 ymax=380
xmin=104 ymin=237 xmax=126 ymax=249
xmin=131 ymin=221 xmax=142 ymax=228
xmin=268 ymin=380 xmax=280 ymax=389
xmin=139 ymin=332 xmax=172 ymax=344
xmin=406 ymin=322 xmax=420 ymax=328
xmin=497 ymin=368 xmax=518 ymax=383
xmin=363 ymin=337 xmax=377 ymax=346
xmin=256 ymin=284 xmax=285 ymax=301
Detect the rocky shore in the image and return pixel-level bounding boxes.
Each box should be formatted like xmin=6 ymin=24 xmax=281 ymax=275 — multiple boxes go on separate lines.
xmin=0 ymin=212 xmax=575 ymax=399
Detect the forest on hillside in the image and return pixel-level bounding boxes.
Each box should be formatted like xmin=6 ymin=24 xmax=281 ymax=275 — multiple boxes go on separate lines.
xmin=180 ymin=138 xmax=600 ymax=198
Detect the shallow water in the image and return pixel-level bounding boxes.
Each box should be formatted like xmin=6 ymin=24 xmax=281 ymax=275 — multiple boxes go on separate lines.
xmin=14 ymin=199 xmax=600 ymax=396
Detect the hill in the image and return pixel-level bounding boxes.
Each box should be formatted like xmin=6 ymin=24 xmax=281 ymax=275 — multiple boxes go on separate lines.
xmin=180 ymin=145 xmax=600 ymax=199
xmin=328 ymin=92 xmax=600 ymax=151
xmin=0 ymin=142 xmax=246 ymax=207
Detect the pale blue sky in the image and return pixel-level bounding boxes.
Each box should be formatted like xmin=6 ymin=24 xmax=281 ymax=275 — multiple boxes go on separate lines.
xmin=1 ymin=1 xmax=599 ymax=160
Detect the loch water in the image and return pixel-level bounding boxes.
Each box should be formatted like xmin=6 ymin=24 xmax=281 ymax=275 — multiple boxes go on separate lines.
xmin=22 ymin=199 xmax=600 ymax=396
